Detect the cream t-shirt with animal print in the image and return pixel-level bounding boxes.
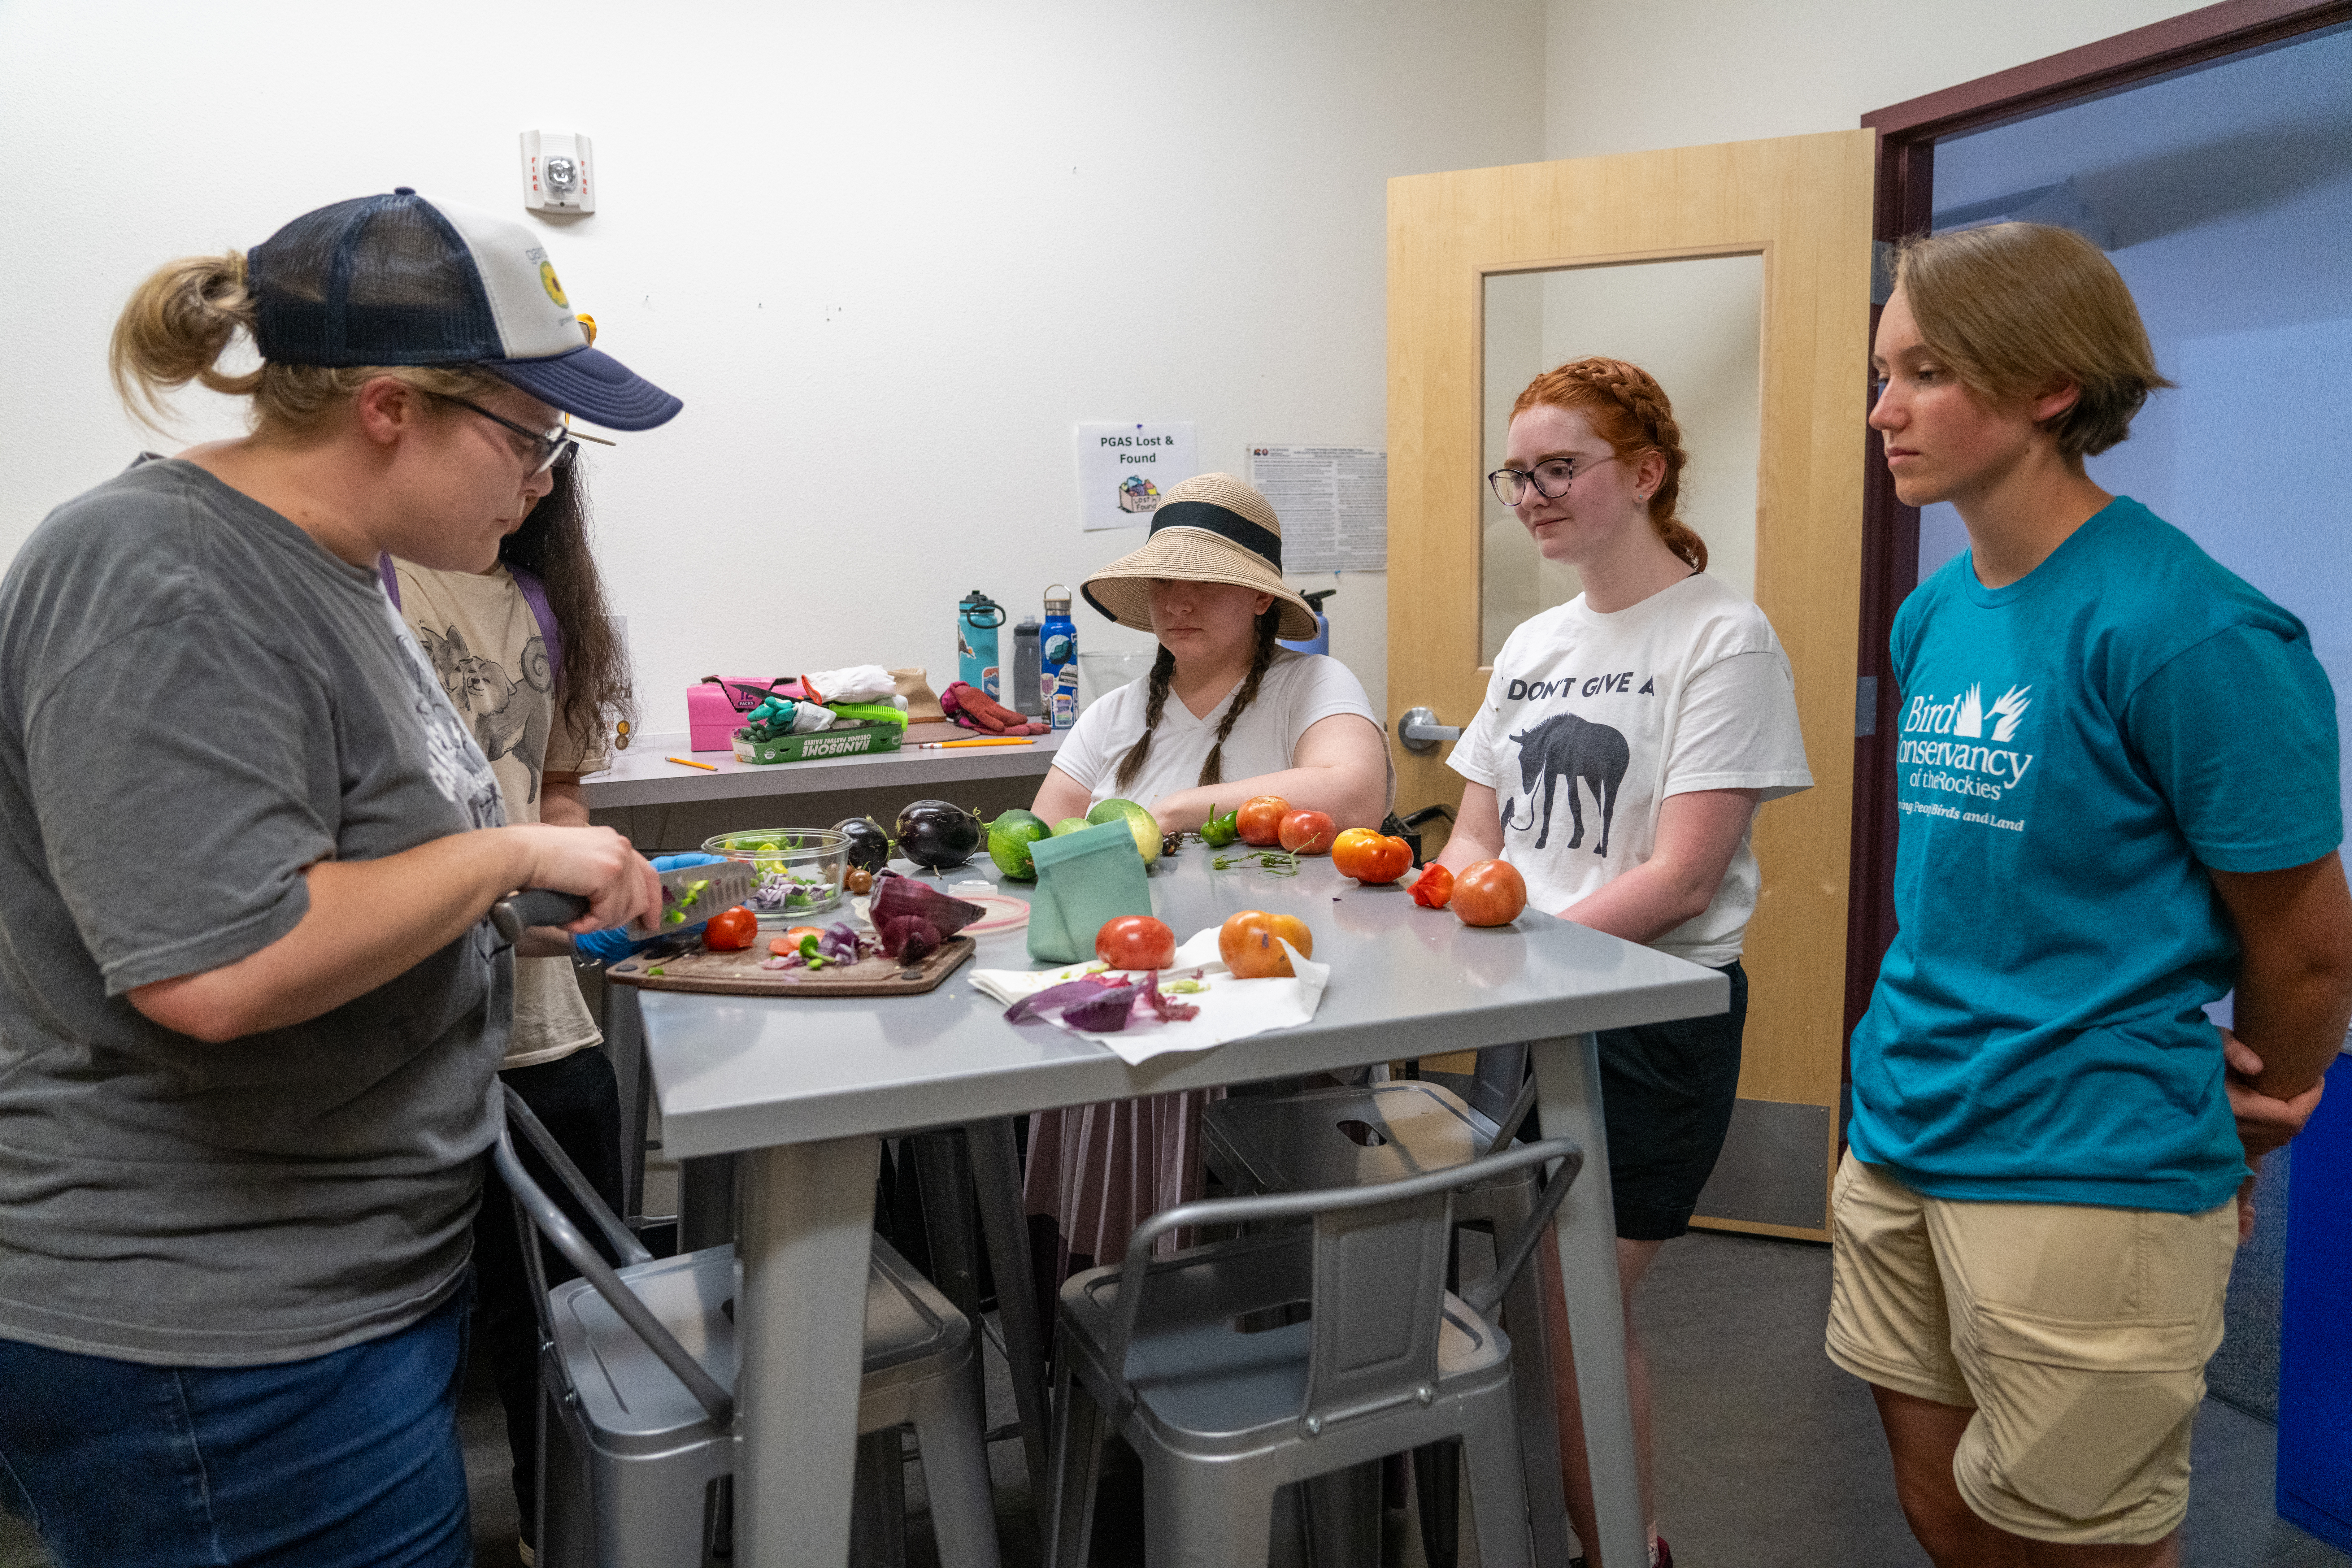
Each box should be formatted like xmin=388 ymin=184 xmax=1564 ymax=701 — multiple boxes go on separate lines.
xmin=393 ymin=560 xmax=610 ymax=1068
xmin=1448 ymin=571 xmax=1812 ymax=967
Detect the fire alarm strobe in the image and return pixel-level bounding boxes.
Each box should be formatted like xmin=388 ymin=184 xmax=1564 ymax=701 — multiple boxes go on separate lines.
xmin=521 ymin=131 xmax=595 ymax=214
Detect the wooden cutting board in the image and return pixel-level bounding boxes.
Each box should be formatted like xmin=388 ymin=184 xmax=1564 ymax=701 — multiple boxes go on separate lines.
xmin=605 ymin=937 xmax=975 ymax=997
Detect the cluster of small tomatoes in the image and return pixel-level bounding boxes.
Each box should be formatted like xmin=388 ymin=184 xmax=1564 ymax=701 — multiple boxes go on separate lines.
xmin=1227 ymin=793 xmax=1531 ymax=930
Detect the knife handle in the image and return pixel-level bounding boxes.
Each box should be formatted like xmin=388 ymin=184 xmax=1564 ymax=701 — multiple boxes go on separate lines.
xmin=491 ymin=889 xmax=593 ymax=945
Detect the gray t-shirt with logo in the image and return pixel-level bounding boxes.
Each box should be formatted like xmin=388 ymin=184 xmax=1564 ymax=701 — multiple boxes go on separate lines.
xmin=0 ymin=458 xmax=509 ymax=1366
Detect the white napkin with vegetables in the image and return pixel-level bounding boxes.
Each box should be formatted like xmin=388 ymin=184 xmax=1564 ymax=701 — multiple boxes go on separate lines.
xmin=970 ymin=926 xmax=1330 ymax=1066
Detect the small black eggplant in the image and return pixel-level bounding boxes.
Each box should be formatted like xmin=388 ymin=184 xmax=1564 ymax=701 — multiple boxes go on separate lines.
xmin=894 ymin=799 xmax=982 ymax=871
xmin=832 ymin=816 xmax=893 ymax=874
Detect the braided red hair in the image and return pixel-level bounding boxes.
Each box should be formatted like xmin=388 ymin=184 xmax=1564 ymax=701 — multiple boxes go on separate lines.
xmin=1510 ymin=357 xmax=1706 ymax=572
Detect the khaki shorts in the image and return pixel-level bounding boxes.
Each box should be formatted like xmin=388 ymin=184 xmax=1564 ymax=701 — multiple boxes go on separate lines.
xmin=1825 ymin=1152 xmax=2237 ymax=1545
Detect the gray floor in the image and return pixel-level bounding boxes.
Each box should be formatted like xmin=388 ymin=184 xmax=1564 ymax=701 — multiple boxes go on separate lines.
xmin=1 ymin=1230 xmax=2340 ymax=1567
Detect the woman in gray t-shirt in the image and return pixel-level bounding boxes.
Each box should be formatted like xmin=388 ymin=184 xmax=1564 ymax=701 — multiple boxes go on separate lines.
xmin=0 ymin=190 xmax=679 ymax=1567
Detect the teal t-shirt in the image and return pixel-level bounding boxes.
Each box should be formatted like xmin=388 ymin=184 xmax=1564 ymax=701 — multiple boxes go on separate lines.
xmin=1850 ymin=497 xmax=2339 ymax=1214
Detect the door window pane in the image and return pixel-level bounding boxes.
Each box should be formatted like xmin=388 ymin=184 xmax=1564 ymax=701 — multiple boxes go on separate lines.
xmin=1481 ymin=255 xmax=1764 ymax=663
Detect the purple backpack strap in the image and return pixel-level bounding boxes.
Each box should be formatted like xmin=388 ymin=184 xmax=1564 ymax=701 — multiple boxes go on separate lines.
xmin=376 ymin=553 xmax=402 ymax=608
xmin=507 ymin=565 xmax=565 ymax=694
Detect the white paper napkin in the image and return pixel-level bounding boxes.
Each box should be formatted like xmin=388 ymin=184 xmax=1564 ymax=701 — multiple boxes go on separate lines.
xmin=969 ymin=926 xmax=1330 ymax=1066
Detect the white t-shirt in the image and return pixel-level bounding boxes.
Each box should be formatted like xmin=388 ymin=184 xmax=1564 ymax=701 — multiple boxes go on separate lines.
xmin=1448 ymin=571 xmax=1811 ymax=968
xmin=1051 ymin=648 xmax=1386 ymax=814
xmin=393 ymin=559 xmax=608 ymax=1070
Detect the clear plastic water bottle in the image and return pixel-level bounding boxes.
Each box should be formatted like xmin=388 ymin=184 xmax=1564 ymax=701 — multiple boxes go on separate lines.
xmin=1010 ymin=617 xmax=1044 ymax=717
xmin=1041 ymin=585 xmax=1078 ymax=729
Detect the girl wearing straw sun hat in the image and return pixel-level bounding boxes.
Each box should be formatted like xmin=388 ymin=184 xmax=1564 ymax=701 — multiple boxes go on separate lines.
xmin=1024 ymin=472 xmax=1392 ymax=1295
xmin=1030 ymin=471 xmax=1391 ymax=834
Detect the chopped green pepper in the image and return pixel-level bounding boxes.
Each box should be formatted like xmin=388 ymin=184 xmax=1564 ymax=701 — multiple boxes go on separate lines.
xmin=1200 ymin=804 xmax=1240 ymax=848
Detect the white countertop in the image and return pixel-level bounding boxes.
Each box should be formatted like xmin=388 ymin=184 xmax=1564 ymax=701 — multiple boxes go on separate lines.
xmin=581 ymin=728 xmax=1066 ymax=809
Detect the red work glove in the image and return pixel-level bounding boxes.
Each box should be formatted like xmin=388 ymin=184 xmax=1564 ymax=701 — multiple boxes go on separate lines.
xmin=941 ymin=681 xmax=1048 ymax=734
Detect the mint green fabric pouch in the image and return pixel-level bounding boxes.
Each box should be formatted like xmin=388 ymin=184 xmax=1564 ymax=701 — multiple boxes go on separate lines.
xmin=1027 ymin=821 xmax=1154 ymax=964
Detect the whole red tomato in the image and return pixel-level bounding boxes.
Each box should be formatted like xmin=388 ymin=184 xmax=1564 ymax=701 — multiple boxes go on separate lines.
xmin=1235 ymin=795 xmax=1291 ymax=847
xmin=1218 ymin=909 xmax=1314 ymax=978
xmin=1452 ymin=860 xmax=1528 ymax=927
xmin=1277 ymin=810 xmax=1337 ymax=855
xmin=703 ymin=906 xmax=760 ymax=950
xmin=1331 ymin=827 xmax=1411 ymax=884
xmin=1096 ymin=914 xmax=1177 ymax=970
xmin=1410 ymin=863 xmax=1454 ymax=908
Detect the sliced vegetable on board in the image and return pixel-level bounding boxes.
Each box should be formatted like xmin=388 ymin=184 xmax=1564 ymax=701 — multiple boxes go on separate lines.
xmin=702 ymin=907 xmax=759 ymax=951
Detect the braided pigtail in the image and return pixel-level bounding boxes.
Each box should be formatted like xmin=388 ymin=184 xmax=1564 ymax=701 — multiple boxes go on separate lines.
xmin=1198 ymin=610 xmax=1281 ymax=788
xmin=1512 ymin=356 xmax=1706 ymax=572
xmin=1112 ymin=645 xmax=1178 ymax=793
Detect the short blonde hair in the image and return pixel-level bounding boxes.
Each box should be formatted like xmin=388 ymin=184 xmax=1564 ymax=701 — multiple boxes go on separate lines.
xmin=1892 ymin=223 xmax=2172 ymax=458
xmin=109 ymin=250 xmax=505 ymax=437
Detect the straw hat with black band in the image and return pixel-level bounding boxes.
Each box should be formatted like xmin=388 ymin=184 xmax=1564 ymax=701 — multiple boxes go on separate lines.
xmin=1080 ymin=473 xmax=1320 ymax=642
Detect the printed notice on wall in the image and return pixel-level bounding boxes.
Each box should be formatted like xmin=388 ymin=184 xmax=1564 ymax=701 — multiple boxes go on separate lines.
xmin=1075 ymin=422 xmax=1197 ymax=531
xmin=1247 ymin=445 xmax=1387 ymax=573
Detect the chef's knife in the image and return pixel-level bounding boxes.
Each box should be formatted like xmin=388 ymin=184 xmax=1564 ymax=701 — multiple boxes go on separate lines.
xmin=489 ymin=859 xmax=761 ymax=946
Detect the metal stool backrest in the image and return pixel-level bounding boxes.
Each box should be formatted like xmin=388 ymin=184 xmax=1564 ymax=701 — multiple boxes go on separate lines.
xmin=494 ymin=1083 xmax=736 ymax=1427
xmin=1099 ymin=1136 xmax=1579 ymax=1438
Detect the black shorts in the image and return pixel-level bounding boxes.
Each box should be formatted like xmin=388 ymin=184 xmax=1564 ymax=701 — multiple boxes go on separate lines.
xmin=1595 ymin=959 xmax=1746 ymax=1241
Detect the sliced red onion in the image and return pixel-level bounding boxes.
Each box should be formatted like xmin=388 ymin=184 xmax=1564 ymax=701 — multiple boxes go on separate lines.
xmin=1133 ymin=971 xmax=1200 ymax=1024
xmin=1062 ymin=984 xmax=1139 ymax=1032
xmin=1004 ymin=980 xmax=1115 ymax=1023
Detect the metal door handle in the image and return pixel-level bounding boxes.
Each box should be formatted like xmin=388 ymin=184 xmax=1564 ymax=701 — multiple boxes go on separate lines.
xmin=1397 ymin=706 xmax=1462 ymax=753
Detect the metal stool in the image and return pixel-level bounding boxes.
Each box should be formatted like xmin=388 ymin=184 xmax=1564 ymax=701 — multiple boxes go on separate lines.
xmin=1044 ymin=1136 xmax=1582 ymax=1568
xmin=1202 ymin=1063 xmax=1571 ymax=1568
xmin=495 ymin=1086 xmax=1002 ymax=1568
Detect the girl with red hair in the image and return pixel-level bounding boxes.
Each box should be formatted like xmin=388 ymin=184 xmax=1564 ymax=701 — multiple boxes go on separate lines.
xmin=1438 ymin=358 xmax=1812 ymax=1565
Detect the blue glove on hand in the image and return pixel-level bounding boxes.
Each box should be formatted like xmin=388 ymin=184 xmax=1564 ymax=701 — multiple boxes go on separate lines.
xmin=572 ymin=852 xmax=728 ymax=964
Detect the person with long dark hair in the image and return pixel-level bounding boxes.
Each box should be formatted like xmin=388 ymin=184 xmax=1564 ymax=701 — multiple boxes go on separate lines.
xmin=385 ymin=439 xmax=646 ymax=1565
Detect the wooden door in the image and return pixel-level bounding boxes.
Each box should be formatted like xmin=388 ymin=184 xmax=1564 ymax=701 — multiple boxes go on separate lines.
xmin=1387 ymin=130 xmax=1875 ymax=1240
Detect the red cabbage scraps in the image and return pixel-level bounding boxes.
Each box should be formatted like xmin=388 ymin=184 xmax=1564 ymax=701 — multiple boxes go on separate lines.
xmin=1061 ymin=984 xmax=1140 ymax=1032
xmin=1004 ymin=980 xmax=1114 ymax=1023
xmin=1134 ymin=971 xmax=1200 ymax=1024
xmin=871 ymin=878 xmax=983 ymax=960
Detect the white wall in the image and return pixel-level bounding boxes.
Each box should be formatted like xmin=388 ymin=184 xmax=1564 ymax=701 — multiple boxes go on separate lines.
xmin=0 ymin=0 xmax=1547 ymax=735
xmin=1543 ymin=0 xmax=2214 ymax=161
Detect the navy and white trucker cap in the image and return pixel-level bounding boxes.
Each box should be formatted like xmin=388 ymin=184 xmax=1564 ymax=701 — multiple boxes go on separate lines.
xmin=246 ymin=188 xmax=681 ymax=431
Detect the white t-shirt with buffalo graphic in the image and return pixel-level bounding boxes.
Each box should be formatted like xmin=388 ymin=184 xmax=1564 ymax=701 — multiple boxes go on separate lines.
xmin=1448 ymin=571 xmax=1812 ymax=967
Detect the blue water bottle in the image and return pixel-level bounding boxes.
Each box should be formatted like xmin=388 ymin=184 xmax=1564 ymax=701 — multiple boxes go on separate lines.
xmin=1040 ymin=584 xmax=1078 ymax=729
xmin=957 ymin=589 xmax=1005 ymax=699
xmin=1277 ymin=588 xmax=1336 ymax=656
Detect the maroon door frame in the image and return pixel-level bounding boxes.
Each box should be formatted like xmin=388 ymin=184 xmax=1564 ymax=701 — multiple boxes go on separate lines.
xmin=1843 ymin=0 xmax=2352 ymax=1044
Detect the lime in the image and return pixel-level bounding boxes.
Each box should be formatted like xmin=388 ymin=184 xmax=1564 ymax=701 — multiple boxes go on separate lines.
xmin=987 ymin=809 xmax=1051 ymax=881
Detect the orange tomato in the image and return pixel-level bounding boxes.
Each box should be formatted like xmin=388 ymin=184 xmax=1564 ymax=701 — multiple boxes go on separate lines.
xmin=1277 ymin=809 xmax=1337 ymax=855
xmin=1095 ymin=914 xmax=1177 ymax=970
xmin=1410 ymin=863 xmax=1454 ymax=908
xmin=1451 ymin=860 xmax=1528 ymax=927
xmin=704 ymin=906 xmax=760 ymax=950
xmin=1218 ymin=909 xmax=1314 ymax=978
xmin=1235 ymin=795 xmax=1291 ymax=847
xmin=1332 ymin=828 xmax=1412 ymax=884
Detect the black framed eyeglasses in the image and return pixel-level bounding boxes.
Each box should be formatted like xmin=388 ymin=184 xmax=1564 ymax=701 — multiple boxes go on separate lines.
xmin=1487 ymin=452 xmax=1617 ymax=506
xmin=433 ymin=394 xmax=615 ymax=476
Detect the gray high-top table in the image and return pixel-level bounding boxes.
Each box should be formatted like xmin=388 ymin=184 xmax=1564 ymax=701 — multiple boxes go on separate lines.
xmin=639 ymin=849 xmax=1726 ymax=1568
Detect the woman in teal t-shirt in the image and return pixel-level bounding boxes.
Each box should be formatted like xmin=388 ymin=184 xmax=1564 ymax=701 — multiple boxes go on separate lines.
xmin=1838 ymin=221 xmax=2352 ymax=1566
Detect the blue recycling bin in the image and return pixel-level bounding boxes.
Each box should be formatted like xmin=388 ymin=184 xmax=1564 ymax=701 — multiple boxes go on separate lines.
xmin=2279 ymin=1050 xmax=2352 ymax=1549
